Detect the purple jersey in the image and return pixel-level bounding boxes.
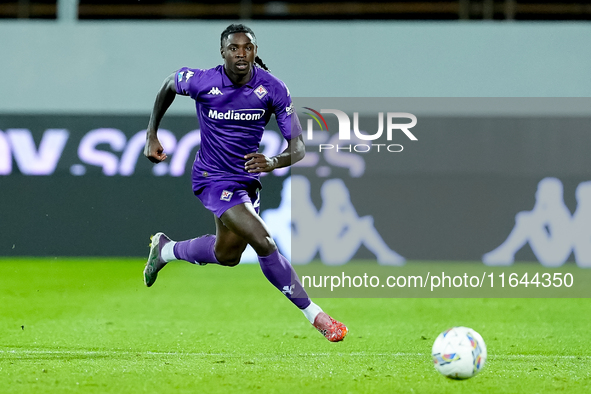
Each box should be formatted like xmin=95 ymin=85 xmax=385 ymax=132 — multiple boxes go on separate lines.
xmin=175 ymin=65 xmax=302 ymax=187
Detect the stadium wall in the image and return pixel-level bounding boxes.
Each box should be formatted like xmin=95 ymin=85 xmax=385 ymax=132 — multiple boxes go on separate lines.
xmin=0 ymin=21 xmax=591 ymax=114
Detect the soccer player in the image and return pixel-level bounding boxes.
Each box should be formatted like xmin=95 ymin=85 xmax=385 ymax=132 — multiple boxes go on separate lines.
xmin=142 ymin=24 xmax=347 ymax=342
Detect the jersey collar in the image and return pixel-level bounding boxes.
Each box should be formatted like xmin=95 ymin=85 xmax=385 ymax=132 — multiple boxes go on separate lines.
xmin=221 ymin=65 xmax=258 ymax=88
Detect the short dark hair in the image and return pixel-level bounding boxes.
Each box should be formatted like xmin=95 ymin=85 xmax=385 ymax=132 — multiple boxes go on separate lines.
xmin=220 ymin=24 xmax=270 ymax=72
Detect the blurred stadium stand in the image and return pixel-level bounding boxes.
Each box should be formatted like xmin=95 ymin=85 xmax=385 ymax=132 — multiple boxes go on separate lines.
xmin=2 ymin=0 xmax=591 ymax=21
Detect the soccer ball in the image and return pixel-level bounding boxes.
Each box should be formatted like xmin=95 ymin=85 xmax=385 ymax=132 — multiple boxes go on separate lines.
xmin=431 ymin=326 xmax=487 ymax=379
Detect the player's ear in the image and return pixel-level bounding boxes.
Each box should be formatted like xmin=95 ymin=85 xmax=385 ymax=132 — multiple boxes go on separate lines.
xmin=220 ymin=47 xmax=224 ymax=58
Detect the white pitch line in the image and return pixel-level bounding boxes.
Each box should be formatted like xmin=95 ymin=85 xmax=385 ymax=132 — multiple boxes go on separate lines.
xmin=489 ymin=354 xmax=591 ymax=360
xmin=0 ymin=350 xmax=589 ymax=360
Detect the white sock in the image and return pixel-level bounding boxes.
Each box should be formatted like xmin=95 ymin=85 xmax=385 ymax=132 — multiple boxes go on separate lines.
xmin=161 ymin=241 xmax=177 ymax=262
xmin=301 ymin=301 xmax=323 ymax=324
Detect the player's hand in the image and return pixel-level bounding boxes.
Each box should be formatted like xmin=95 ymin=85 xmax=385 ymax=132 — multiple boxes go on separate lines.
xmin=144 ymin=135 xmax=168 ymax=163
xmin=244 ymin=153 xmax=277 ymax=173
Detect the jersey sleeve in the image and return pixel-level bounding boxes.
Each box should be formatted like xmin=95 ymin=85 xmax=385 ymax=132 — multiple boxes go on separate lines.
xmin=174 ymin=67 xmax=204 ymax=100
xmin=272 ymin=80 xmax=302 ymax=141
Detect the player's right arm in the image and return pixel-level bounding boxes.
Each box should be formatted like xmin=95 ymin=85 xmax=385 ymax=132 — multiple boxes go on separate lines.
xmin=144 ymin=72 xmax=177 ymax=163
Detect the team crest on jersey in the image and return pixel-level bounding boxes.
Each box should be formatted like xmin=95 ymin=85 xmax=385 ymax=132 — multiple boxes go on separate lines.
xmin=220 ymin=190 xmax=233 ymax=201
xmin=207 ymin=87 xmax=223 ymax=95
xmin=254 ymin=85 xmax=268 ymax=99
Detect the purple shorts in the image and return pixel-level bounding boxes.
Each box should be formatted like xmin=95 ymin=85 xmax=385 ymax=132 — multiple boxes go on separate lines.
xmin=193 ymin=179 xmax=261 ymax=218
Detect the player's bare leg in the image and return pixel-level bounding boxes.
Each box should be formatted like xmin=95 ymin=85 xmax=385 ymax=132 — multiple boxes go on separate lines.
xmin=220 ymin=202 xmax=348 ymax=342
xmin=212 ymin=214 xmax=249 ymax=266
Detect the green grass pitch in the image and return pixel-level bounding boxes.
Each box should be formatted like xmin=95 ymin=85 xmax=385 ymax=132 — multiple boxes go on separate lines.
xmin=1 ymin=258 xmax=590 ymax=393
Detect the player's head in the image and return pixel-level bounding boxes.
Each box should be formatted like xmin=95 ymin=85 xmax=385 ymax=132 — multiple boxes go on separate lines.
xmin=220 ymin=24 xmax=269 ymax=74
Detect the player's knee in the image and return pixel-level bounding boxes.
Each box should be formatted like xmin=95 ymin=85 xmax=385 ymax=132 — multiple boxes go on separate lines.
xmin=220 ymin=258 xmax=240 ymax=267
xmin=250 ymin=236 xmax=277 ymax=256
xmin=216 ymin=253 xmax=241 ymax=267
xmin=214 ymin=246 xmax=244 ymax=267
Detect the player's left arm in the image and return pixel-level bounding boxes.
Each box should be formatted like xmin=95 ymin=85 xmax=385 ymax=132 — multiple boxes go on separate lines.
xmin=245 ymin=79 xmax=305 ymax=173
xmin=244 ymin=134 xmax=305 ymax=173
